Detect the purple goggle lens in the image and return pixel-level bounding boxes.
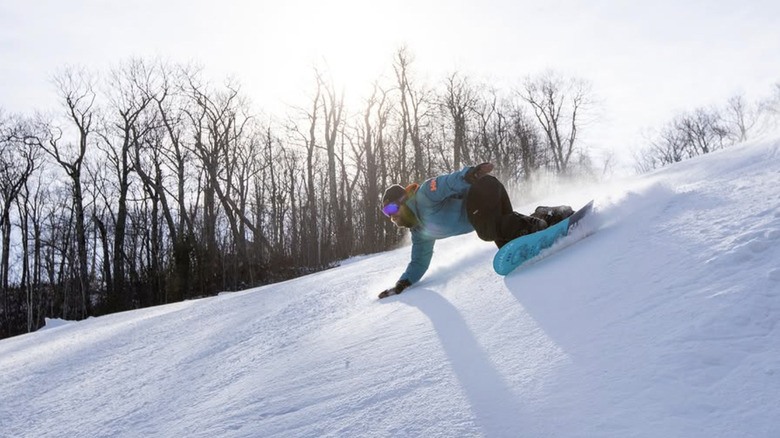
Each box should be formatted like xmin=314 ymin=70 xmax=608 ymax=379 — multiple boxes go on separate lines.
xmin=382 ymin=202 xmax=401 ymax=217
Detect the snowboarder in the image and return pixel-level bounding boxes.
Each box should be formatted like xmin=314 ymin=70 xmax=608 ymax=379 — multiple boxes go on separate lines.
xmin=378 ymin=163 xmax=573 ymax=298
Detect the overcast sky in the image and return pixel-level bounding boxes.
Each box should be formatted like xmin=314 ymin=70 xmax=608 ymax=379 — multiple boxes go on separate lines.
xmin=1 ymin=0 xmax=779 ymax=168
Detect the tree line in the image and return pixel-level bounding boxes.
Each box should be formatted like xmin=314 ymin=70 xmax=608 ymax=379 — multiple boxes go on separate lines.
xmin=635 ymin=83 xmax=780 ymax=172
xmin=0 ymin=48 xmax=600 ymax=339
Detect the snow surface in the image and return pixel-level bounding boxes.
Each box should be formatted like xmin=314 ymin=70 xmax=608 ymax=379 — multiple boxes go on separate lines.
xmin=2 ymin=137 xmax=780 ymax=437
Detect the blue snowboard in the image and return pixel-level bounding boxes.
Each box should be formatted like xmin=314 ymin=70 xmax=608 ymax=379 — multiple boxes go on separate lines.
xmin=493 ymin=200 xmax=594 ymax=275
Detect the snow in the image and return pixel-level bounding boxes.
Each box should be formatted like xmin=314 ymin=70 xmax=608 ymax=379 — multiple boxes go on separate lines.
xmin=2 ymin=137 xmax=780 ymax=437
xmin=39 ymin=318 xmax=76 ymax=331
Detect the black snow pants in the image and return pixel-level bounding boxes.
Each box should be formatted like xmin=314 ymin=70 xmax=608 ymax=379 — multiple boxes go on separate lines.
xmin=465 ymin=176 xmax=547 ymax=248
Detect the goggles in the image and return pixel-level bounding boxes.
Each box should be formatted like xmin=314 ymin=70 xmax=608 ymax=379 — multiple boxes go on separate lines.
xmin=381 ymin=200 xmax=403 ymax=217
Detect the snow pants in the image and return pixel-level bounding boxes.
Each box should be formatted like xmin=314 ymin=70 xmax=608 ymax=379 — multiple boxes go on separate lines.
xmin=465 ymin=176 xmax=548 ymax=248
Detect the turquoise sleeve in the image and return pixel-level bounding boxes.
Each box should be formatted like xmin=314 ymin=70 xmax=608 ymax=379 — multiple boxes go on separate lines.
xmin=399 ymin=230 xmax=435 ymax=284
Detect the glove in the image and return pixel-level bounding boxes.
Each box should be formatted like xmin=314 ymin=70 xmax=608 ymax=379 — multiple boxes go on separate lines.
xmin=465 ymin=162 xmax=494 ymax=184
xmin=378 ymin=279 xmax=412 ymax=299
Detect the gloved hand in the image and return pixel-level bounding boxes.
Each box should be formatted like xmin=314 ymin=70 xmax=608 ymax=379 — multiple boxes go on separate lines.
xmin=378 ymin=279 xmax=412 ymax=299
xmin=465 ymin=162 xmax=494 ymax=184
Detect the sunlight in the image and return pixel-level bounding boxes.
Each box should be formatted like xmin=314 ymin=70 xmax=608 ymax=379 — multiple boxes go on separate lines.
xmin=228 ymin=0 xmax=413 ymax=112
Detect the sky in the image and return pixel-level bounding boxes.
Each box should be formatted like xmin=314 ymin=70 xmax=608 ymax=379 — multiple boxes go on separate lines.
xmin=2 ymin=134 xmax=779 ymax=436
xmin=1 ymin=0 xmax=779 ymax=167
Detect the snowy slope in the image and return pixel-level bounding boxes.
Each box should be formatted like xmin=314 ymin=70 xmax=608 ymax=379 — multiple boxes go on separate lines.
xmin=2 ymin=137 xmax=780 ymax=438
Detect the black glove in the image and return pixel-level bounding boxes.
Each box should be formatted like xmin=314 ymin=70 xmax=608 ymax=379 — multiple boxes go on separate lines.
xmin=465 ymin=162 xmax=494 ymax=184
xmin=378 ymin=279 xmax=412 ymax=299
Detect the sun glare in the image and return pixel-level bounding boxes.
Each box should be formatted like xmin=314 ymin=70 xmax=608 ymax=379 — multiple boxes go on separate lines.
xmin=227 ymin=0 xmax=417 ymax=113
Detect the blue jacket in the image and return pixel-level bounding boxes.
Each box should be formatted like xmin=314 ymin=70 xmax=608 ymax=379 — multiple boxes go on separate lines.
xmin=399 ymin=166 xmax=475 ymax=284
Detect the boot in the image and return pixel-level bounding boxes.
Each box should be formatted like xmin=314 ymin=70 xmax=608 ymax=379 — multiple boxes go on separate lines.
xmin=500 ymin=212 xmax=547 ymax=239
xmin=531 ymin=205 xmax=574 ymax=227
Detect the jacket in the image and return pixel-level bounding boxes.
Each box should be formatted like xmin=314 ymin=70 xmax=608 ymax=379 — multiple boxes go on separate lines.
xmin=399 ymin=166 xmax=475 ymax=284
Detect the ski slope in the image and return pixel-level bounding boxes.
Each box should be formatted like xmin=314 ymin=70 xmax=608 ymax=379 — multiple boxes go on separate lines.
xmin=2 ymin=137 xmax=780 ymax=437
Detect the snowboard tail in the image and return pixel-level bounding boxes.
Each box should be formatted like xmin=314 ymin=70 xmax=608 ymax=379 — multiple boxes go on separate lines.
xmin=493 ymin=200 xmax=594 ymax=275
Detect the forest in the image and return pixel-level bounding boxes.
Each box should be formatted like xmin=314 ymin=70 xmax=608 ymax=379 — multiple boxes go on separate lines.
xmin=1 ymin=47 xmax=777 ymax=339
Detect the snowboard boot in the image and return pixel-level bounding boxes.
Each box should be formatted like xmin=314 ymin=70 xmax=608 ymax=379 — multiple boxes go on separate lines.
xmin=531 ymin=205 xmax=574 ymax=227
xmin=495 ymin=212 xmax=548 ymax=248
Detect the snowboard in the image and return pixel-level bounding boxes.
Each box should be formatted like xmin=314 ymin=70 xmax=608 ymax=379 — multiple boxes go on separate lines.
xmin=493 ymin=200 xmax=594 ymax=275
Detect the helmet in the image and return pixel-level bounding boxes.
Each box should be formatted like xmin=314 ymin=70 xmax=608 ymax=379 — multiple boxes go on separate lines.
xmin=382 ymin=184 xmax=406 ymax=206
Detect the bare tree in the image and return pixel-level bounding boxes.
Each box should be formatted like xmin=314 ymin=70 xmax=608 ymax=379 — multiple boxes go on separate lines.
xmin=394 ymin=47 xmax=430 ymax=181
xmin=677 ymin=107 xmax=729 ymax=156
xmin=338 ymin=131 xmax=362 ymax=256
xmin=16 ymin=171 xmax=51 ymax=332
xmin=0 ymin=113 xmax=42 ymax=336
xmin=132 ymin=62 xmax=198 ymax=302
xmin=637 ymin=106 xmax=730 ymax=172
xmin=765 ymin=82 xmax=780 ymax=115
xmin=365 ymin=82 xmax=397 ymax=249
xmin=510 ymin=104 xmax=544 ymax=182
xmin=521 ymin=71 xmax=591 ymax=174
xmin=655 ymin=120 xmax=689 ymax=165
xmin=442 ymin=72 xmax=477 ymax=170
xmin=315 ymin=69 xmax=350 ymax=259
xmin=722 ymin=94 xmax=759 ymax=143
xmin=186 ymin=76 xmax=272 ymax=290
xmin=358 ymin=83 xmax=390 ymax=252
xmin=289 ymin=79 xmax=323 ymax=268
xmin=41 ymin=68 xmax=97 ymax=318
xmin=96 ymin=59 xmax=155 ymax=310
